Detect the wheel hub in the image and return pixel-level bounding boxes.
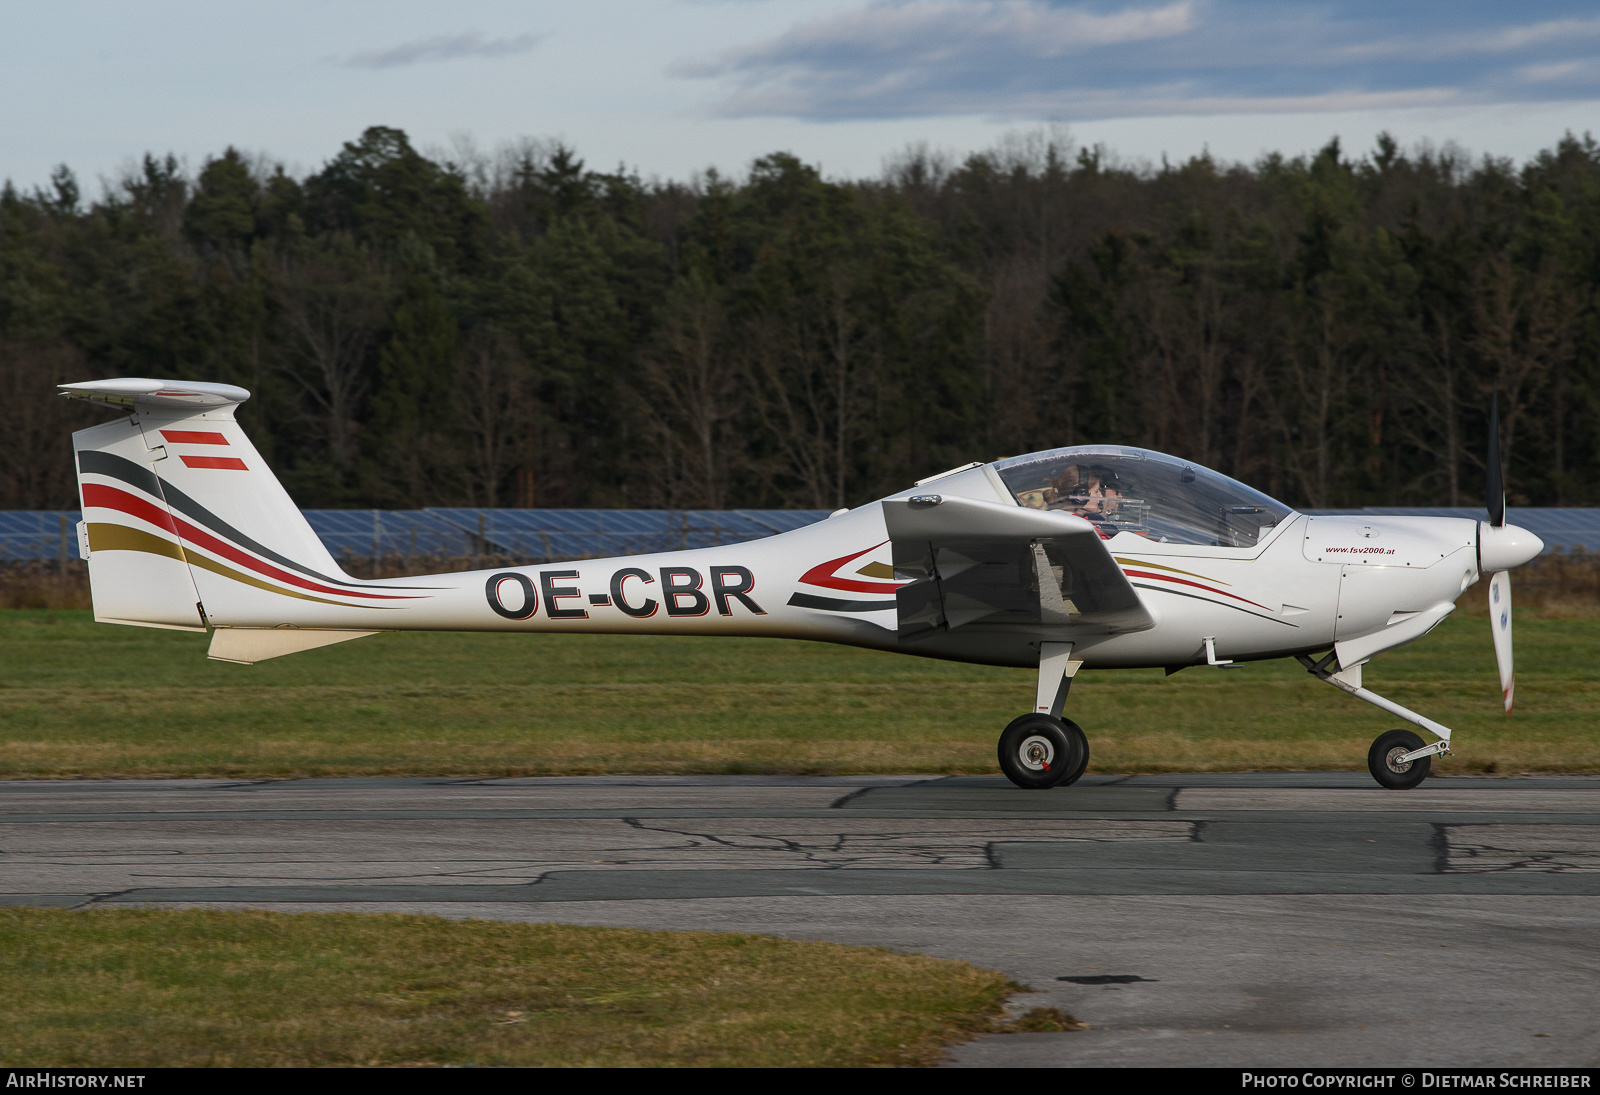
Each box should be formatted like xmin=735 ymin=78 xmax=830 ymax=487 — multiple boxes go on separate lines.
xmin=1384 ymin=746 xmax=1413 ymax=774
xmin=1019 ymin=734 xmax=1055 ymax=772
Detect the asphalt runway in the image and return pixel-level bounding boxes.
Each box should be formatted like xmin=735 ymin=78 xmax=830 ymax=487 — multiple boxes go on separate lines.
xmin=4 ymin=773 xmax=1597 ymax=1067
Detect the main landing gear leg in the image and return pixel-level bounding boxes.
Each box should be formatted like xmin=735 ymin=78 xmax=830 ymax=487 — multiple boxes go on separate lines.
xmin=998 ymin=643 xmax=1088 ymax=790
xmin=1296 ymin=653 xmax=1454 ymax=790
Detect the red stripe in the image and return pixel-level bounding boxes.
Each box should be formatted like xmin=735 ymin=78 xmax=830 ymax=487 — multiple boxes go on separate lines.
xmin=161 ymin=430 xmax=229 ymax=445
xmin=1123 ymin=569 xmax=1273 ymax=611
xmin=181 ymin=455 xmax=248 ymax=470
xmin=81 ymin=483 xmax=178 ymax=536
xmin=81 ymin=484 xmax=418 ymax=601
xmin=799 ymin=541 xmax=904 ymax=594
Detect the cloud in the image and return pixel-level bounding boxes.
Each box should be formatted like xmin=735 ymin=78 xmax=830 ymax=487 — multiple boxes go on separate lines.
xmin=1517 ymin=60 xmax=1591 ymax=83
xmin=676 ymin=0 xmax=1600 ymax=122
xmin=1335 ymin=14 xmax=1600 ymax=62
xmin=342 ymin=32 xmax=541 ymax=70
xmin=1460 ymin=15 xmax=1600 ymax=54
xmin=679 ymin=0 xmax=1193 ymax=84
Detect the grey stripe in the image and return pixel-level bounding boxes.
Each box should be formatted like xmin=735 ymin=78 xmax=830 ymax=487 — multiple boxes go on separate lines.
xmin=77 ymin=449 xmax=433 ymax=591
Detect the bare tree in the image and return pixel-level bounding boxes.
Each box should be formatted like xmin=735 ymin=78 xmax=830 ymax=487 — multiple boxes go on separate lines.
xmin=634 ymin=272 xmax=742 ymax=508
xmin=744 ymin=268 xmax=874 ymax=510
xmin=0 ymin=341 xmax=101 ymax=508
xmin=1265 ymin=293 xmax=1356 ymax=508
xmin=1394 ymin=310 xmax=1464 ymax=505
xmin=273 ymin=244 xmax=389 ymax=472
xmin=453 ymin=330 xmax=533 ymax=507
xmin=1470 ymin=255 xmax=1575 ymax=495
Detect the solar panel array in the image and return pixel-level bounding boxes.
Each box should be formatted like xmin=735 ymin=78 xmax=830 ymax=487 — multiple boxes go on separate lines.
xmin=0 ymin=508 xmax=833 ymax=563
xmin=425 ymin=508 xmax=831 ymax=562
xmin=301 ymin=510 xmax=474 ymax=561
xmin=6 ymin=505 xmax=1598 ymax=563
xmin=0 ymin=511 xmax=78 ymax=563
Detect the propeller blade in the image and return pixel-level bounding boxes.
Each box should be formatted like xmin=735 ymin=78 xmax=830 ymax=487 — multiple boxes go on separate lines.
xmin=1489 ymin=570 xmax=1513 ymax=715
xmin=1486 ymin=391 xmax=1505 ymax=527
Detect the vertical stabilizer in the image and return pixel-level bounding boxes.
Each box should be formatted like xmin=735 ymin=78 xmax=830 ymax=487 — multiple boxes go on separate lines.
xmin=63 ymin=378 xmax=363 ymax=631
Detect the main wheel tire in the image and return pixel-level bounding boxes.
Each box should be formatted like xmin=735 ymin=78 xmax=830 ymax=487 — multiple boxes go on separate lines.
xmin=1368 ymin=728 xmax=1431 ymax=790
xmin=998 ymin=714 xmax=1082 ymax=789
xmin=1056 ymin=717 xmax=1091 ymax=787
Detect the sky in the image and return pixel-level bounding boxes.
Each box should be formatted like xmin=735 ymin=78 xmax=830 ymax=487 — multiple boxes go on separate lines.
xmin=5 ymin=0 xmax=1600 ymax=193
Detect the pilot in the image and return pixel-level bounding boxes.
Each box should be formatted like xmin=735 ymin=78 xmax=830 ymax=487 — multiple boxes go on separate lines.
xmin=1041 ymin=464 xmax=1087 ymax=510
xmin=1078 ymin=466 xmax=1123 ymax=519
xmin=1039 ymin=464 xmax=1117 ymax=515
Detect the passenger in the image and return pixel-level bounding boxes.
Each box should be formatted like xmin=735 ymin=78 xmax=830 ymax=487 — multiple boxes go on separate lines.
xmin=1017 ymin=464 xmax=1125 ymax=530
xmin=1016 ymin=464 xmax=1083 ymax=510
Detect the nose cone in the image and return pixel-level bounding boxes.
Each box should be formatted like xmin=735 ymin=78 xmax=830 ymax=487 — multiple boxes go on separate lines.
xmin=1479 ymin=522 xmax=1545 ymax=572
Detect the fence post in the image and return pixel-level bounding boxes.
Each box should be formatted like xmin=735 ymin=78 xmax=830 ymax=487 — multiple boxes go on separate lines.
xmin=476 ymin=512 xmax=486 ymax=570
xmin=371 ymin=509 xmax=381 ymax=577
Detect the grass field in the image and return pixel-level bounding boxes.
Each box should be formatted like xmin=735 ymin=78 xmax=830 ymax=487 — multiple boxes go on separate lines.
xmin=0 ymin=608 xmax=1595 ymax=777
xmin=0 ymin=907 xmax=1031 ymax=1067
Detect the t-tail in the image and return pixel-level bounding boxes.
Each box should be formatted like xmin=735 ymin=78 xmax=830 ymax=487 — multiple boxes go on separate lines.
xmin=63 ymin=378 xmax=407 ymax=664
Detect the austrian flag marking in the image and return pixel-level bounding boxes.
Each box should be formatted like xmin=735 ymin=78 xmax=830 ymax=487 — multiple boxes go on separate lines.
xmin=159 ymin=430 xmax=229 ymax=445
xmin=179 ymin=455 xmax=248 ymax=471
xmin=160 ymin=429 xmax=243 ymax=468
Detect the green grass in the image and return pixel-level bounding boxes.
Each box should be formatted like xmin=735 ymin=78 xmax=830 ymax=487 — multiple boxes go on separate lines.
xmin=1 ymin=609 xmax=1596 ymax=776
xmin=0 ymin=907 xmax=1017 ymax=1067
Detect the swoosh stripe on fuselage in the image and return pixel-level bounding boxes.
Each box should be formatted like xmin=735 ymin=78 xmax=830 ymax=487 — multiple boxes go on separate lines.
xmin=84 ymin=523 xmax=371 ymax=608
xmin=81 ymin=484 xmax=422 ymax=601
xmin=1121 ymin=568 xmax=1271 ymax=611
xmin=77 ymin=450 xmax=436 ymax=592
xmin=1127 ymin=581 xmax=1295 ymax=625
xmin=788 ymin=592 xmax=897 ymax=613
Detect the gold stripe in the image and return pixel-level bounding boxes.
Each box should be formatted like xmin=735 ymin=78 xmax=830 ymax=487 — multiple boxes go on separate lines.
xmin=87 ymin=522 xmax=185 ymax=561
xmin=1113 ymin=556 xmax=1230 ymax=586
xmin=184 ymin=552 xmax=351 ymax=606
xmin=86 ymin=522 xmax=349 ymax=606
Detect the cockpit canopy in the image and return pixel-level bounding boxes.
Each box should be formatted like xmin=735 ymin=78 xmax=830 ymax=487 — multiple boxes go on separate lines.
xmin=992 ymin=446 xmax=1294 ymax=548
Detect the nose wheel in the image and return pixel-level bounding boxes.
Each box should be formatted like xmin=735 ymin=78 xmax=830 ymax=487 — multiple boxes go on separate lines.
xmin=1368 ymin=728 xmax=1431 ymax=789
xmin=999 ymin=714 xmax=1089 ymax=789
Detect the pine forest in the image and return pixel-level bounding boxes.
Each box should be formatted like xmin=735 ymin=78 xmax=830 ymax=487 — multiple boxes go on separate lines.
xmin=5 ymin=126 xmax=1600 ymax=514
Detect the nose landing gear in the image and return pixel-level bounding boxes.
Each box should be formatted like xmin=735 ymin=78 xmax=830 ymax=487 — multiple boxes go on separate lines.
xmin=1298 ymin=653 xmax=1453 ymax=789
xmin=1368 ymin=728 xmax=1432 ymax=790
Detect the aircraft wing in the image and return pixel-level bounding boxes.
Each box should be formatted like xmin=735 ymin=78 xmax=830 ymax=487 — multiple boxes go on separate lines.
xmin=882 ymin=494 xmax=1155 ymax=641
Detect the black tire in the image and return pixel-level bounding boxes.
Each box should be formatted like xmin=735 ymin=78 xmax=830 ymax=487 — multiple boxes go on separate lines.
xmin=1055 ymin=717 xmax=1091 ymax=787
xmin=998 ymin=714 xmax=1082 ymax=789
xmin=1368 ymin=729 xmax=1431 ymax=790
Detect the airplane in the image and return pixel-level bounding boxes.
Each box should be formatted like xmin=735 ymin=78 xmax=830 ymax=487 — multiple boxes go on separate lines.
xmin=61 ymin=377 xmax=1545 ymax=790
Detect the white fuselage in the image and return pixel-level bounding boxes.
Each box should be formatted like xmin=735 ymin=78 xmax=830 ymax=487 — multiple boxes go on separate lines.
xmin=196 ymin=463 xmax=1486 ymax=671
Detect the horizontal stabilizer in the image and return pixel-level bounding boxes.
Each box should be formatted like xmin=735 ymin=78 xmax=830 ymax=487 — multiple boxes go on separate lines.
xmin=208 ymin=628 xmax=381 ymax=665
xmin=60 ymin=378 xmax=250 ymax=412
